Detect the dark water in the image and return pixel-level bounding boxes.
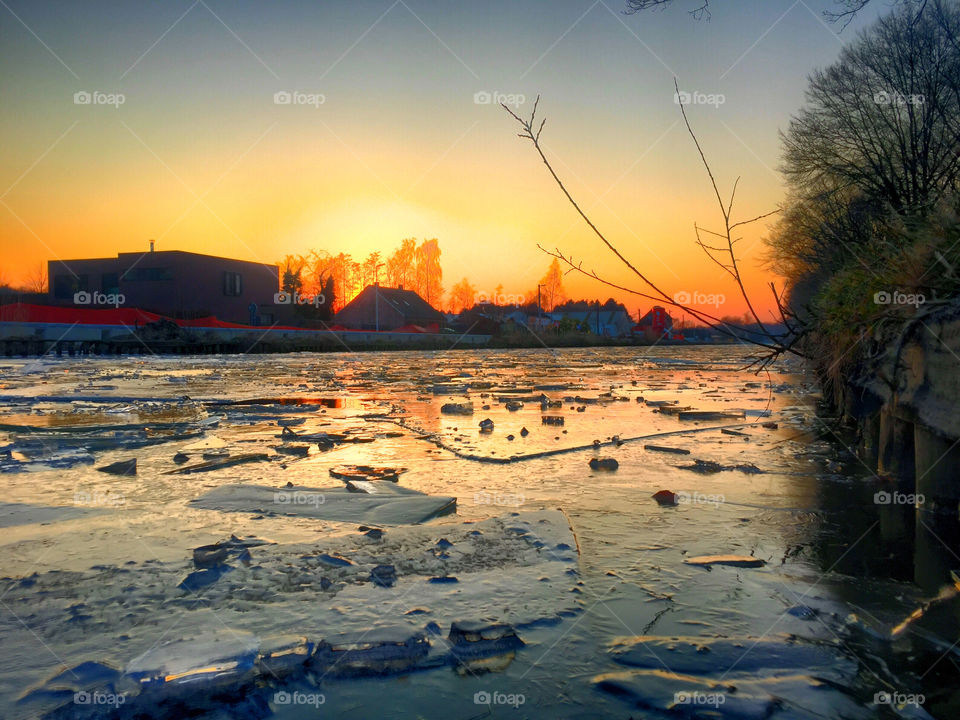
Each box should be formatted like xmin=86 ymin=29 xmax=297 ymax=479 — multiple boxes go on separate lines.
xmin=0 ymin=346 xmax=956 ymax=718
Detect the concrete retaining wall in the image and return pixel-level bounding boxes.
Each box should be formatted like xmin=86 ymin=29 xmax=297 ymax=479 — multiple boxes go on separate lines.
xmin=845 ymin=301 xmax=960 ymax=513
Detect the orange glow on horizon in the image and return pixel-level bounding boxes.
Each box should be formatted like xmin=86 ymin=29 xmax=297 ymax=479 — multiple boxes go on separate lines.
xmin=0 ymin=0 xmax=827 ymax=323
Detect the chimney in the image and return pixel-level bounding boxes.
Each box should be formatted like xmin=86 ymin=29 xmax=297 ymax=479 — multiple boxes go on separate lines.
xmin=149 ymin=239 xmax=155 ymax=253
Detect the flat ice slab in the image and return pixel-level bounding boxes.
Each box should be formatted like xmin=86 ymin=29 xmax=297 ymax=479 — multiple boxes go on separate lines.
xmin=189 ymin=483 xmax=456 ymax=525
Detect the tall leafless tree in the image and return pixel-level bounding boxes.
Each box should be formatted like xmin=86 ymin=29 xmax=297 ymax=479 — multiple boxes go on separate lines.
xmin=781 ymin=1 xmax=960 ymax=218
xmin=768 ymin=0 xmax=960 ymax=323
xmin=623 ymin=0 xmax=926 ymax=28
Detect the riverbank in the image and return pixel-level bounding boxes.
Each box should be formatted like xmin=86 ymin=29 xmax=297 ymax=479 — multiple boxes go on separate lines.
xmin=0 ymin=320 xmax=710 ymax=355
xmin=815 ymin=298 xmax=960 ymax=517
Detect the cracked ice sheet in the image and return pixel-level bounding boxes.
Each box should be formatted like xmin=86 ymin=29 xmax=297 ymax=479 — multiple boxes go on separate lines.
xmin=0 ymin=510 xmax=582 ymax=715
xmin=315 ymin=511 xmax=582 ymax=633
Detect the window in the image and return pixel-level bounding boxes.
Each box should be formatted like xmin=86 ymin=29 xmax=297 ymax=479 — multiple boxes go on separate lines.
xmin=101 ymin=273 xmax=119 ymax=294
xmin=53 ymin=274 xmax=86 ymax=299
xmin=223 ymin=272 xmax=242 ymax=296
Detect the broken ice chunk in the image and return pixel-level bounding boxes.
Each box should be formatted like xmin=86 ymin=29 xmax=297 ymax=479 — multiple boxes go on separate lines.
xmin=193 ymin=544 xmax=229 ymax=568
xmin=684 ymin=555 xmax=765 ymax=568
xmin=370 ymin=564 xmax=397 ymax=588
xmin=124 ymin=631 xmax=259 ymax=690
xmin=440 ymin=402 xmax=473 ymax=415
xmin=311 ymin=627 xmax=430 ymax=677
xmin=96 ymin=458 xmax=137 ymax=475
xmin=178 ymin=565 xmax=233 ymax=592
xmin=316 ymin=553 xmax=353 ymax=567
xmin=256 ymin=635 xmax=314 ymax=678
xmin=447 ymin=621 xmax=524 ymax=661
xmin=589 ymin=457 xmax=619 ymax=471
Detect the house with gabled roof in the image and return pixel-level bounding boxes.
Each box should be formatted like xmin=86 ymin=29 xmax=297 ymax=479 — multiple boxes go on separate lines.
xmin=334 ymin=284 xmax=444 ymax=331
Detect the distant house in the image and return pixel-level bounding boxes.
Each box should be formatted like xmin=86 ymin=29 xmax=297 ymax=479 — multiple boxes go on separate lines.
xmin=451 ymin=306 xmax=503 ymax=336
xmin=48 ymin=249 xmax=279 ymax=325
xmin=634 ymin=305 xmax=674 ymax=340
xmin=334 ymin=285 xmax=443 ymax=331
xmin=502 ymin=307 xmax=555 ymax=332
xmin=504 ymin=308 xmax=529 ymax=326
xmin=551 ymin=308 xmax=634 ymax=337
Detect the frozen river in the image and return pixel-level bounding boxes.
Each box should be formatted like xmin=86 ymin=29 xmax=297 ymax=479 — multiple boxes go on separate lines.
xmin=0 ymin=346 xmax=953 ymax=719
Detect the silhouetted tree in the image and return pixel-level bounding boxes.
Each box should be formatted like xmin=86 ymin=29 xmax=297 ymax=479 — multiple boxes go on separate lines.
xmin=280 ymin=255 xmax=305 ymax=295
xmin=449 ymin=277 xmax=477 ymax=313
xmin=770 ymin=0 xmax=960 ymax=313
xmin=386 ymin=238 xmax=417 ymax=289
xmin=415 ymin=238 xmax=443 ymax=307
xmin=533 ymin=258 xmax=567 ymax=312
xmin=781 ymin=1 xmax=960 ymax=217
xmin=361 ymin=251 xmax=383 ymax=287
xmin=319 ymin=275 xmax=335 ymax=321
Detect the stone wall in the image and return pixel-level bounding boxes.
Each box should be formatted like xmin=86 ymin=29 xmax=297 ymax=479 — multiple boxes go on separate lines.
xmin=844 ymin=300 xmax=960 ymax=512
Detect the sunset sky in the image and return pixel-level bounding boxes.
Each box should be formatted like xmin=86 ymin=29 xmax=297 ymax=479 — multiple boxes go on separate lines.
xmin=0 ymin=0 xmax=886 ymax=320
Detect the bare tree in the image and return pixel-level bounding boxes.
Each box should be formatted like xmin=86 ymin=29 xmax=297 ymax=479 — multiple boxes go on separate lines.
xmin=823 ymin=0 xmax=928 ymax=29
xmin=624 ymin=0 xmax=711 ymax=20
xmin=782 ymin=0 xmax=960 ymax=217
xmin=25 ymin=263 xmax=47 ymax=294
xmin=502 ymin=89 xmax=803 ymax=369
xmin=623 ymin=0 xmax=925 ymax=28
xmin=767 ymin=0 xmax=960 ymax=328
